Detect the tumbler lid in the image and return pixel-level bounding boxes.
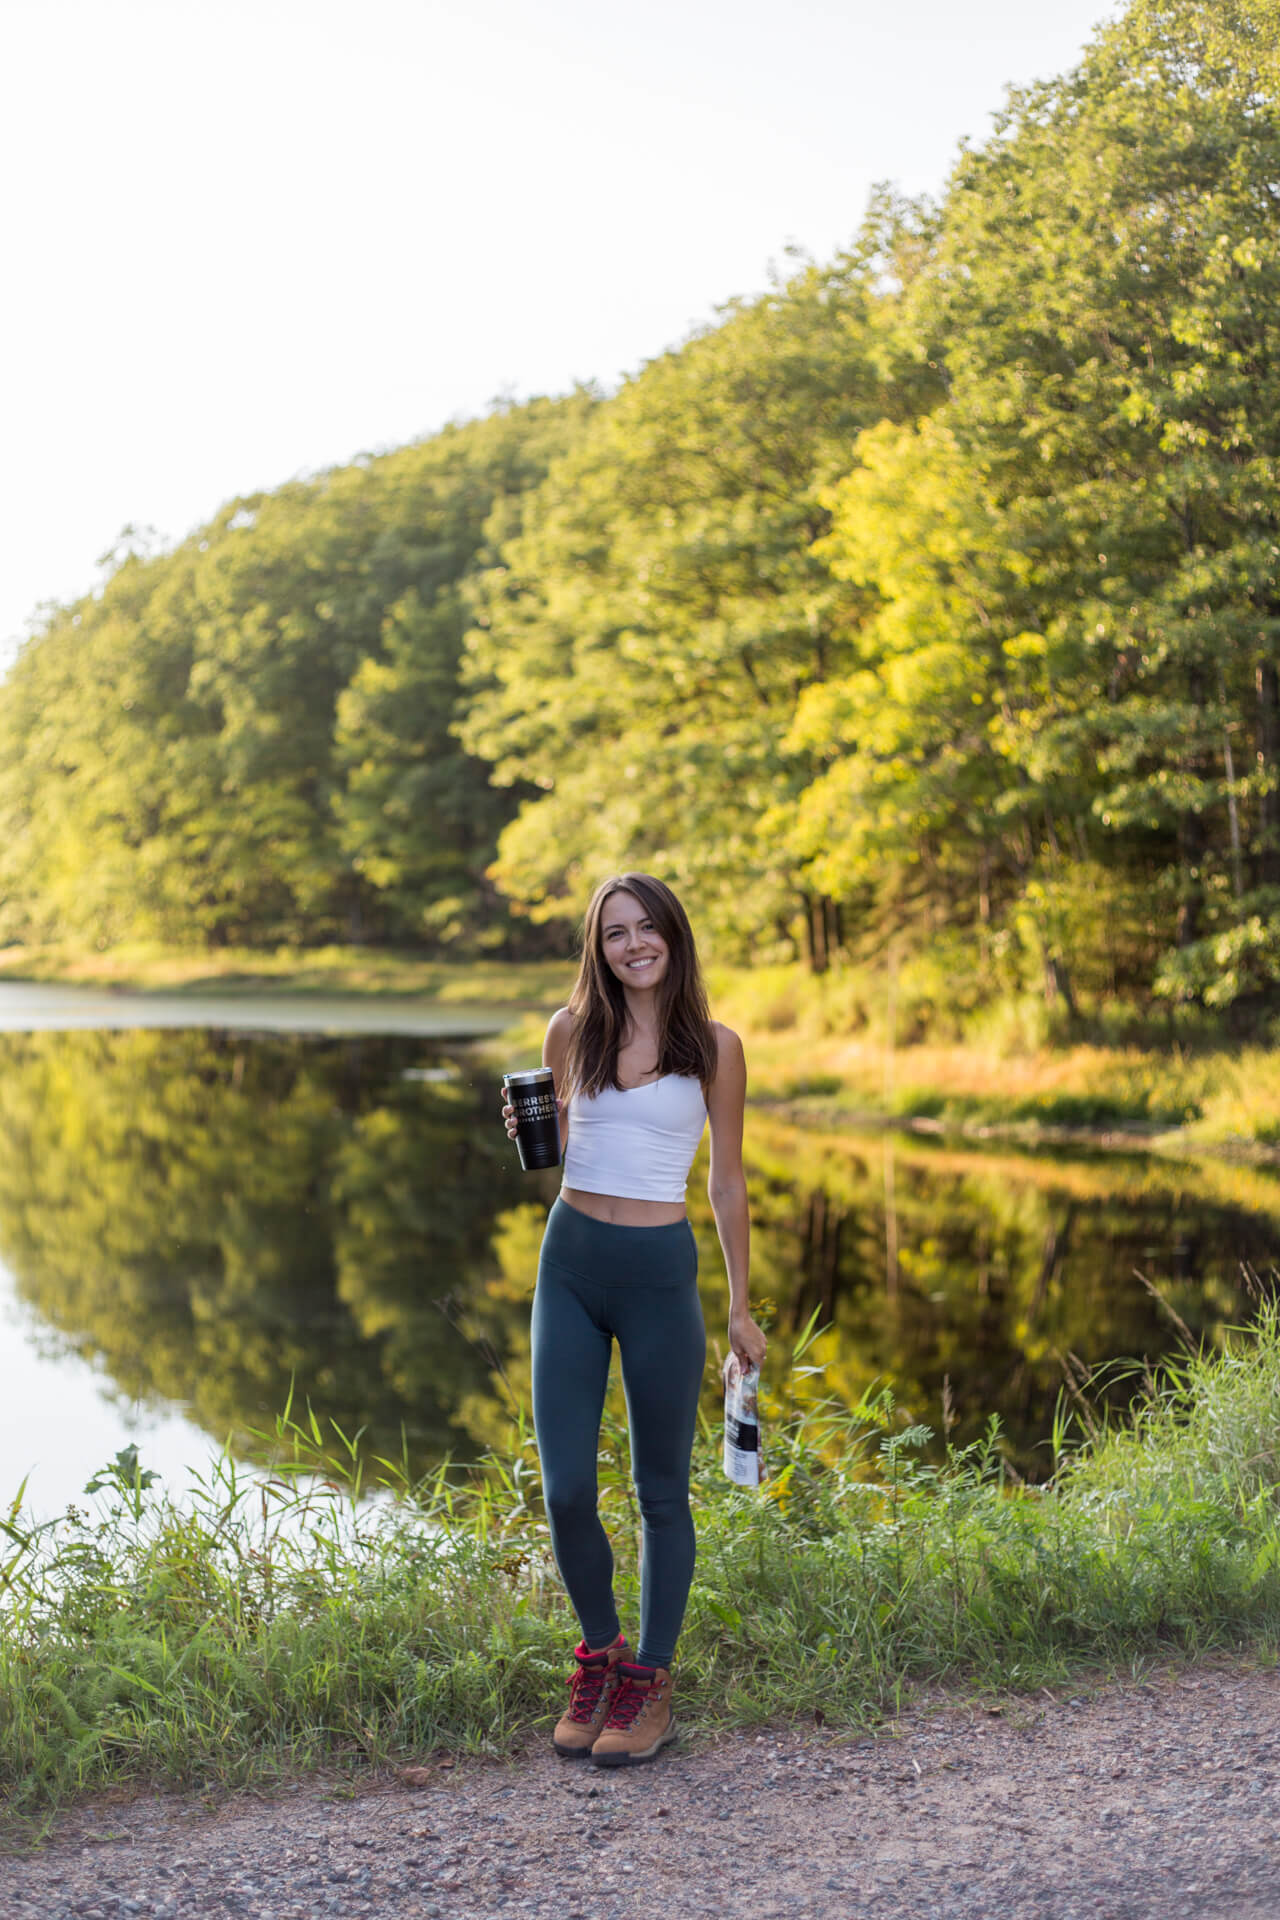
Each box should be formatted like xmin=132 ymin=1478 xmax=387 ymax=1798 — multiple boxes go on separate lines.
xmin=503 ymin=1067 xmax=555 ymax=1089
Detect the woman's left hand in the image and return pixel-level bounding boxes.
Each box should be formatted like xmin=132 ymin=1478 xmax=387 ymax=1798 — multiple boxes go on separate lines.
xmin=727 ymin=1309 xmax=767 ymax=1371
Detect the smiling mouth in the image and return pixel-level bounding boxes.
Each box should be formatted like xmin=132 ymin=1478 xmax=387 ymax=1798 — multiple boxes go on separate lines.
xmin=626 ymin=957 xmax=658 ymax=970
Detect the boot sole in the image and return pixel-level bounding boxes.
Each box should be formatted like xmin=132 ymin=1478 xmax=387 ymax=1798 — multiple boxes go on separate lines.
xmin=552 ymin=1739 xmax=597 ymax=1758
xmin=589 ymin=1717 xmax=679 ymax=1767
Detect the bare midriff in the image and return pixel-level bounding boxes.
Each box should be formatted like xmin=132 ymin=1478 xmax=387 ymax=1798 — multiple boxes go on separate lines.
xmin=559 ymin=1187 xmax=688 ymax=1227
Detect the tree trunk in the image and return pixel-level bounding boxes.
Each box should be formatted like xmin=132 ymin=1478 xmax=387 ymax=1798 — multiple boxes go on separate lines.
xmin=1257 ymin=660 xmax=1280 ymax=886
xmin=806 ymin=895 xmax=830 ymax=974
xmin=1219 ymin=666 xmax=1244 ymax=905
xmin=1178 ymin=664 xmax=1208 ymax=946
xmin=824 ymin=895 xmax=842 ymax=964
xmin=1223 ymin=721 xmax=1245 ymax=904
xmin=1176 ymin=807 xmax=1205 ymax=948
xmin=1042 ymin=951 xmax=1078 ymax=1019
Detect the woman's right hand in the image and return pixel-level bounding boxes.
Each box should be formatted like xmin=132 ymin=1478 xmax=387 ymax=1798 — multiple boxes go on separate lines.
xmin=499 ymin=1089 xmax=518 ymax=1139
xmin=727 ymin=1309 xmax=768 ymax=1372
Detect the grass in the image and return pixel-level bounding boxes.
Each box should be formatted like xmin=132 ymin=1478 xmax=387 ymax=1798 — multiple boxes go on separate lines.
xmin=4 ymin=1300 xmax=1280 ymax=1827
xmin=705 ymin=965 xmax=1280 ymax=1155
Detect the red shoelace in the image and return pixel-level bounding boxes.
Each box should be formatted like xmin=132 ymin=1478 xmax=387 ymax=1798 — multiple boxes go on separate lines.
xmin=602 ymin=1665 xmax=656 ymax=1730
xmin=565 ymin=1655 xmax=614 ymax=1725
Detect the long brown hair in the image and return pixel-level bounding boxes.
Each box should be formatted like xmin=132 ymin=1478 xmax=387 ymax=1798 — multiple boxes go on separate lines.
xmin=562 ymin=873 xmax=718 ymax=1098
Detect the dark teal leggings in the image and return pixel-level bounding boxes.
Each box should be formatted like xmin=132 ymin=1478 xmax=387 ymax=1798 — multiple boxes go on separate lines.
xmin=531 ymin=1196 xmax=706 ymax=1671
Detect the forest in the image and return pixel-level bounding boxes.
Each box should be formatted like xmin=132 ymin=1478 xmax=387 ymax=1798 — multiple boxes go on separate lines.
xmin=2 ymin=0 xmax=1279 ymax=1017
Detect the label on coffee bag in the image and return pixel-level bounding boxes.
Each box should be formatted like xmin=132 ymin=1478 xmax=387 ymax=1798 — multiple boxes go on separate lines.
xmin=723 ymin=1361 xmax=761 ymax=1487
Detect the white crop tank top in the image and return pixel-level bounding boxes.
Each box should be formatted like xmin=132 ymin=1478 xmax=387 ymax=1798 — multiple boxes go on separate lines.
xmin=563 ymin=1074 xmax=708 ymax=1203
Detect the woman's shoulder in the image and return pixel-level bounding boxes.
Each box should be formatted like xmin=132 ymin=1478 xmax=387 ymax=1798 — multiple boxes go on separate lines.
xmin=704 ymin=1021 xmax=745 ymax=1117
xmin=709 ymin=1021 xmax=745 ymax=1073
xmin=544 ymin=1005 xmax=574 ymax=1066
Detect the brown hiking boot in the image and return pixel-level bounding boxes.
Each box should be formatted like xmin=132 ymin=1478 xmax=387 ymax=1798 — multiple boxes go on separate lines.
xmin=589 ymin=1661 xmax=677 ymax=1766
xmin=551 ymin=1635 xmax=627 ymax=1757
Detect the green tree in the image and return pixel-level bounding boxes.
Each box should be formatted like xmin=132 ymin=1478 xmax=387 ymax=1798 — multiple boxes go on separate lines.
xmin=0 ymin=398 xmax=592 ymax=951
xmin=460 ymin=205 xmax=939 ymax=964
xmin=331 ymin=396 xmax=595 ymax=947
xmin=793 ymin=0 xmax=1280 ymax=1006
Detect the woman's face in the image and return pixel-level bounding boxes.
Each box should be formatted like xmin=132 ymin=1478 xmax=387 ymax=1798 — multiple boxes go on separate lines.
xmin=599 ymin=890 xmax=669 ymax=993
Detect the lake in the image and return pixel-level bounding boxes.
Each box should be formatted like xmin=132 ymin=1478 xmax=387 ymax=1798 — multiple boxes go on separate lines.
xmin=2 ymin=1000 xmax=1277 ymax=1514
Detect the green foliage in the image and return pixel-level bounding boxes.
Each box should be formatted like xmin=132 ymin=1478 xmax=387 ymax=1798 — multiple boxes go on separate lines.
xmin=794 ymin=0 xmax=1280 ymax=1002
xmin=458 ymin=198 xmax=940 ymax=958
xmin=0 ymin=398 xmax=592 ymax=952
xmin=5 ymin=1301 xmax=1280 ymax=1817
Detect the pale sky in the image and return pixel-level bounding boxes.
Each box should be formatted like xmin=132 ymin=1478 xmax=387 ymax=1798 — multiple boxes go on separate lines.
xmin=0 ymin=0 xmax=1117 ymax=675
xmin=0 ymin=1251 xmax=215 ymax=1517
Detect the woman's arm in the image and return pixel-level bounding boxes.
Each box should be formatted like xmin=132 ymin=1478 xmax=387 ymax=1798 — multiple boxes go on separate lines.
xmin=543 ymin=1005 xmax=573 ymax=1152
xmin=706 ymin=1023 xmax=767 ymax=1371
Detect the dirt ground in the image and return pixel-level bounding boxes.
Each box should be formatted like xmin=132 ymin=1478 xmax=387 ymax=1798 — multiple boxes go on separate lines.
xmin=4 ymin=1661 xmax=1279 ymax=1920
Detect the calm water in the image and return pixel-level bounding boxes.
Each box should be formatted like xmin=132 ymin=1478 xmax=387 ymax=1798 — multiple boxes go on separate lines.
xmin=2 ymin=1021 xmax=1278 ymax=1511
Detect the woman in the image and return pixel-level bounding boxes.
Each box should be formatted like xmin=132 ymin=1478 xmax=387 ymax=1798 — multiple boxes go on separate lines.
xmin=502 ymin=872 xmax=768 ymax=1767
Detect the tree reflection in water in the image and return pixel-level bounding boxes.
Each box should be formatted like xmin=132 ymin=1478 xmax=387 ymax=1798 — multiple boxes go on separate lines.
xmin=0 ymin=1029 xmax=529 ymax=1470
xmin=0 ymin=1030 xmax=1275 ymax=1482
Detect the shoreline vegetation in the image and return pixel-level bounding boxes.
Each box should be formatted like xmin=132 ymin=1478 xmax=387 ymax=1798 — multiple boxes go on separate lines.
xmin=4 ymin=1304 xmax=1280 ymax=1823
xmin=3 ymin=944 xmax=1280 ymax=1163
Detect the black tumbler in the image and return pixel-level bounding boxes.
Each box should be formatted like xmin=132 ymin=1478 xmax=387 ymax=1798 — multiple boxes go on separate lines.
xmin=503 ymin=1067 xmax=562 ymax=1171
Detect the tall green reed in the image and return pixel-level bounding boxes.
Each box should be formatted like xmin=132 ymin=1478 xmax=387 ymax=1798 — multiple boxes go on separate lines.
xmin=4 ymin=1298 xmax=1280 ymax=1820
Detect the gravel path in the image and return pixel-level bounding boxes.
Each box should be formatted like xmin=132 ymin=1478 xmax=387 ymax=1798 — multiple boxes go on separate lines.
xmin=4 ymin=1662 xmax=1279 ymax=1920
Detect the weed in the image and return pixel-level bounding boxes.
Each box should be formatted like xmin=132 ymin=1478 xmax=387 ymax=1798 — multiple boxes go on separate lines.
xmin=4 ymin=1302 xmax=1280 ymax=1817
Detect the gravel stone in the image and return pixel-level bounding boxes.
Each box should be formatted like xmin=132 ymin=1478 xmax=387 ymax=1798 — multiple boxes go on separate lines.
xmin=3 ymin=1660 xmax=1280 ymax=1918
